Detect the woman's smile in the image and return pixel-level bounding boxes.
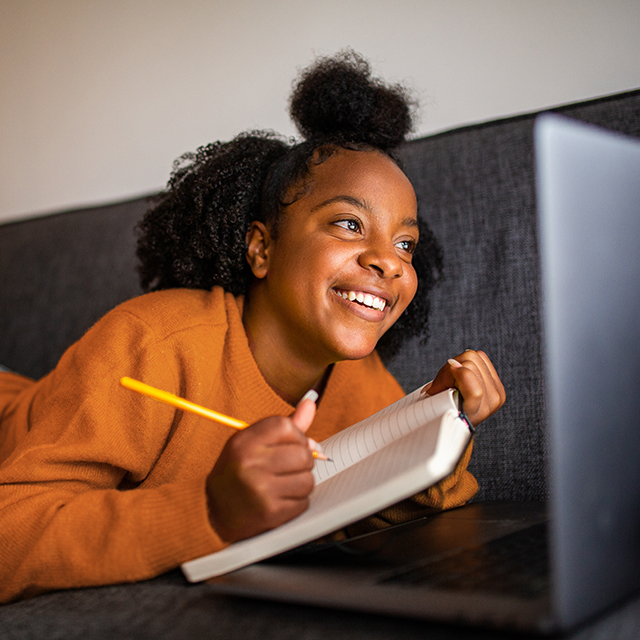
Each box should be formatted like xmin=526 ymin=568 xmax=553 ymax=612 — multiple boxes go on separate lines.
xmin=332 ymin=288 xmax=389 ymax=312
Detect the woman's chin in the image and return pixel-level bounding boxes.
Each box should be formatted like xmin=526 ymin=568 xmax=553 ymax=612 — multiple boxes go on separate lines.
xmin=330 ymin=337 xmax=380 ymax=363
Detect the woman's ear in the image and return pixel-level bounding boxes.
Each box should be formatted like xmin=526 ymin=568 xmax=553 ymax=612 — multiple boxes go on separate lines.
xmin=245 ymin=221 xmax=271 ymax=279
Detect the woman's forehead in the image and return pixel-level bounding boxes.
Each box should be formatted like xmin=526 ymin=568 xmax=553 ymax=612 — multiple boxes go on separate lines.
xmin=302 ymin=148 xmax=417 ymax=212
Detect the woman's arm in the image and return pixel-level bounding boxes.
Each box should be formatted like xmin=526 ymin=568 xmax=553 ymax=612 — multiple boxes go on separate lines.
xmin=0 ymin=311 xmax=223 ymax=603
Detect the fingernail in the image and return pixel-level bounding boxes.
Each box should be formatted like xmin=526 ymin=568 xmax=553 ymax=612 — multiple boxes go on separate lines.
xmin=301 ymin=389 xmax=319 ymax=404
xmin=421 ymin=381 xmax=433 ymax=396
xmin=448 ymin=358 xmax=463 ymax=369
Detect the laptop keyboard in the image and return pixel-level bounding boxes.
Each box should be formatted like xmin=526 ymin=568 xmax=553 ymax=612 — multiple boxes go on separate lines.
xmin=380 ymin=522 xmax=549 ymax=599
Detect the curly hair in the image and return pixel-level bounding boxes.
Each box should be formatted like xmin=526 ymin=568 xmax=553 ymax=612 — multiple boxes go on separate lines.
xmin=136 ymin=50 xmax=443 ymax=360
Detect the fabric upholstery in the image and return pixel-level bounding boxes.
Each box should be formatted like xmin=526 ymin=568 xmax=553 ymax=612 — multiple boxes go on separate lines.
xmin=0 ymin=197 xmax=149 ymax=379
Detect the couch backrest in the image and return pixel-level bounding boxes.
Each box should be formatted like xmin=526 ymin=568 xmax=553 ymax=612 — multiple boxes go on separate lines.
xmin=0 ymin=197 xmax=148 ymax=378
xmin=1 ymin=89 xmax=639 ymax=501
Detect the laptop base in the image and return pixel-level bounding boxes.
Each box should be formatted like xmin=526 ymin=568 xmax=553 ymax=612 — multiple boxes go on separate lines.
xmin=207 ymin=502 xmax=555 ymax=633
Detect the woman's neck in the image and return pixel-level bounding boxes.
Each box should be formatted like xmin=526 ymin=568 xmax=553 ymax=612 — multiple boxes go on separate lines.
xmin=242 ymin=304 xmax=331 ymax=405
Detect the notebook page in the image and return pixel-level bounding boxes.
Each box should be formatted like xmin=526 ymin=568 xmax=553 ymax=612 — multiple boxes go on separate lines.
xmin=311 ymin=412 xmax=445 ymax=509
xmin=313 ymin=388 xmax=457 ymax=484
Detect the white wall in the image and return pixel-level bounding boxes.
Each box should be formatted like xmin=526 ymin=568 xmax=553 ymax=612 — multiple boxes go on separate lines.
xmin=1 ymin=0 xmax=639 ymax=223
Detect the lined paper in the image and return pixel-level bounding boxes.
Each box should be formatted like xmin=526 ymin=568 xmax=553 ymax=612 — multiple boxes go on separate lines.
xmin=313 ymin=388 xmax=457 ymax=484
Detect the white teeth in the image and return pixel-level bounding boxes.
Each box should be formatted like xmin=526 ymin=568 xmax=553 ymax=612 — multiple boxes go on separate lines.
xmin=338 ymin=290 xmax=386 ymax=311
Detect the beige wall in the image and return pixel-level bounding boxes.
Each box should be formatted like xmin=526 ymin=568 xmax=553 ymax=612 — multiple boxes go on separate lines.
xmin=1 ymin=0 xmax=639 ymax=223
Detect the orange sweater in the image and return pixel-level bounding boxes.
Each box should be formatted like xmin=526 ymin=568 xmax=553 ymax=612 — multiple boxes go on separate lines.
xmin=0 ymin=287 xmax=477 ymax=602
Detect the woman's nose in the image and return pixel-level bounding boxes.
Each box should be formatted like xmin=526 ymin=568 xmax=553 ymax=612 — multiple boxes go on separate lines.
xmin=357 ymin=241 xmax=403 ymax=278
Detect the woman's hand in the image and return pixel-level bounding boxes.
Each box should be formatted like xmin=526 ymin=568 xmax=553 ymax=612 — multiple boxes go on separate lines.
xmin=423 ymin=350 xmax=506 ymax=427
xmin=205 ymin=396 xmax=317 ymax=544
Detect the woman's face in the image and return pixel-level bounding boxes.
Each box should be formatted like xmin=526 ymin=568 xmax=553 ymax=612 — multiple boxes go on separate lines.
xmin=247 ymin=148 xmax=419 ymax=366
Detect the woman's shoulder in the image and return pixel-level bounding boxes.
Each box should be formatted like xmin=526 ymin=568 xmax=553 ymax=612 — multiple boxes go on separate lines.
xmin=65 ymin=287 xmax=240 ymax=367
xmin=105 ymin=287 xmax=234 ymax=335
xmin=115 ymin=286 xmax=227 ymax=317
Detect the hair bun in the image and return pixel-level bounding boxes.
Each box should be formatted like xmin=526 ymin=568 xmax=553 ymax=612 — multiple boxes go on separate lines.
xmin=289 ymin=50 xmax=414 ymax=151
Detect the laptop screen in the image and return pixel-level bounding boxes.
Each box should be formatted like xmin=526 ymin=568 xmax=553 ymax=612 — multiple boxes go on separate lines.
xmin=535 ymin=114 xmax=640 ymax=628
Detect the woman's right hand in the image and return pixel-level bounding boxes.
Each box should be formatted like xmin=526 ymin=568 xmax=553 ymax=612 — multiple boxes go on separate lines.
xmin=205 ymin=397 xmax=317 ymax=543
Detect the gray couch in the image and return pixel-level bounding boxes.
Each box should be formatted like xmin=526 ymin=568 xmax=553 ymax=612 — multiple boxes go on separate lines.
xmin=1 ymin=89 xmax=639 ymax=639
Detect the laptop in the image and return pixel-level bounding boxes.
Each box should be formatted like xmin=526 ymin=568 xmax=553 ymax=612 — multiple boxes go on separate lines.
xmin=204 ymin=114 xmax=640 ymax=634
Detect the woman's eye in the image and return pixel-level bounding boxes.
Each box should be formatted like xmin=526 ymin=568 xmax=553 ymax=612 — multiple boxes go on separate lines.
xmin=396 ymin=239 xmax=417 ymax=254
xmin=334 ymin=219 xmax=361 ymax=233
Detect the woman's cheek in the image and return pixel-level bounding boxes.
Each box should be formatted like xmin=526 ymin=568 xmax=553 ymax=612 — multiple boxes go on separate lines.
xmin=401 ymin=265 xmax=419 ymax=311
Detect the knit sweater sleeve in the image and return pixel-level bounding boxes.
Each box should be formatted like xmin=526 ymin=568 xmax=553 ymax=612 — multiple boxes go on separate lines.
xmin=0 ymin=308 xmax=225 ymax=603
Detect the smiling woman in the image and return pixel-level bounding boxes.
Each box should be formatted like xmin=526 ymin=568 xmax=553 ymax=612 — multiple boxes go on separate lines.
xmin=242 ymin=149 xmax=420 ymax=398
xmin=0 ymin=50 xmax=505 ymax=603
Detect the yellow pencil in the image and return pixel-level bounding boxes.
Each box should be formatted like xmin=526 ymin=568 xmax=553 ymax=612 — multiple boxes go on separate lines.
xmin=119 ymin=376 xmax=329 ymax=460
xmin=121 ymin=377 xmax=248 ymax=428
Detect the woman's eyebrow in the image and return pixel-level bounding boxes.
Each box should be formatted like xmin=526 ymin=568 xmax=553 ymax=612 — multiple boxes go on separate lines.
xmin=310 ymin=195 xmax=370 ymax=212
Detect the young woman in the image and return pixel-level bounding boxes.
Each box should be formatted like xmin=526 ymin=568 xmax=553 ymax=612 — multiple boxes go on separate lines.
xmin=0 ymin=51 xmax=505 ymax=602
